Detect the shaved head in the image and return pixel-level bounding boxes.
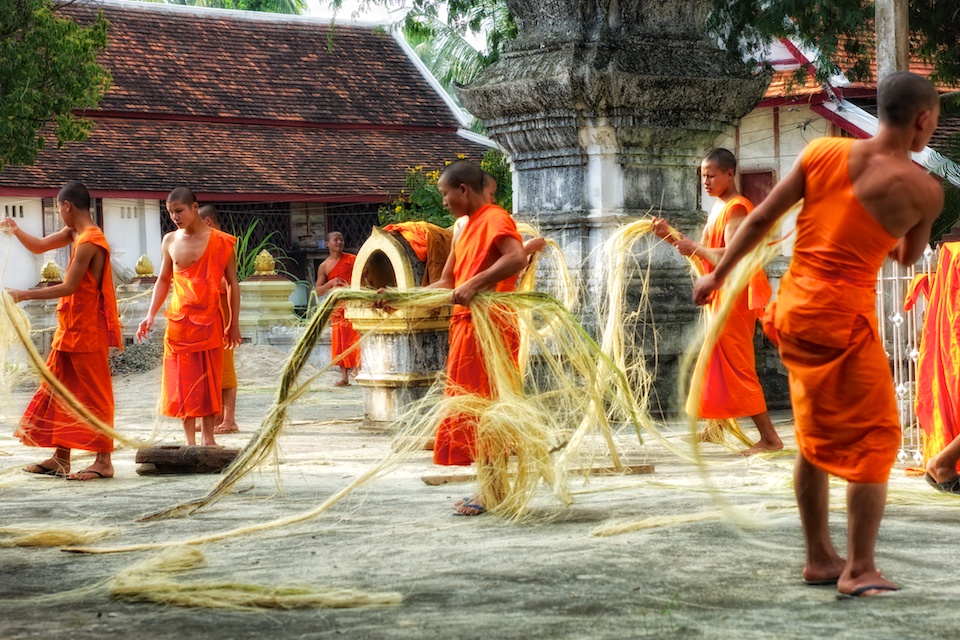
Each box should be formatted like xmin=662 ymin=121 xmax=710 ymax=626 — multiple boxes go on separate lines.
xmin=703 ymin=148 xmax=737 ymax=173
xmin=57 ymin=181 xmax=91 ymax=211
xmin=198 ymin=205 xmax=220 ymax=227
xmin=167 ymin=186 xmax=197 ymax=206
xmin=440 ymin=160 xmax=484 ymax=194
xmin=878 ymin=71 xmax=939 ymax=128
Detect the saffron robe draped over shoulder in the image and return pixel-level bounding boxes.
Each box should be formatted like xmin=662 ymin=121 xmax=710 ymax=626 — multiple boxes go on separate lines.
xmin=17 ymin=227 xmax=122 ymax=453
xmin=160 ymin=229 xmax=236 ymax=419
xmin=434 ymin=204 xmax=522 ymax=466
xmin=687 ymin=195 xmax=772 ymax=418
xmin=329 ymin=253 xmax=360 ymax=370
xmin=767 ymin=137 xmax=900 ymax=484
xmin=905 ymin=242 xmax=960 ymax=472
xmin=382 ymin=222 xmax=453 ymax=285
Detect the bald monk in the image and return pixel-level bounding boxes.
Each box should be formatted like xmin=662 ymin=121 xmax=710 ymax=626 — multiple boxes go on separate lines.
xmin=137 ymin=187 xmax=241 ymax=446
xmin=693 ymin=71 xmax=943 ymax=597
xmin=315 ymin=231 xmax=359 ymax=386
xmin=426 ymin=160 xmax=528 ymax=515
xmin=652 ymin=149 xmax=782 ymax=455
xmin=2 ymin=181 xmax=122 ymax=480
xmin=199 ymin=205 xmax=240 ymax=434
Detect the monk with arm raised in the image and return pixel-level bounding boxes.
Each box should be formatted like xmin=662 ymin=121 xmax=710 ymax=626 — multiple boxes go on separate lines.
xmin=693 ymin=71 xmax=943 ymax=598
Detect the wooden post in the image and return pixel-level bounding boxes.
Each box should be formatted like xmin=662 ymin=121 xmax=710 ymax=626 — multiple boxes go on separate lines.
xmin=876 ymin=0 xmax=909 ymax=80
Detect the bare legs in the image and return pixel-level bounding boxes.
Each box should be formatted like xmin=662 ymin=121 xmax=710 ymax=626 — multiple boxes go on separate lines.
xmin=794 ymin=452 xmax=896 ymax=596
xmin=23 ymin=447 xmax=113 ymax=480
xmin=214 ymin=387 xmax=240 ymax=434
xmin=184 ymin=415 xmax=218 ymax=446
xmin=925 ymin=435 xmax=960 ymax=484
xmin=455 ymin=458 xmax=507 ymax=516
xmin=739 ymin=411 xmax=784 ymax=456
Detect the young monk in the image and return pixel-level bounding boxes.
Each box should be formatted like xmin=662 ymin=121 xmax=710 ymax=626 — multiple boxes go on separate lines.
xmin=136 ymin=187 xmax=241 ymax=446
xmin=652 ymin=149 xmax=782 ymax=455
xmin=693 ymin=71 xmax=943 ymax=597
xmin=315 ymin=231 xmax=360 ymax=386
xmin=427 ymin=160 xmax=528 ymax=515
xmin=1 ymin=181 xmax=122 ymax=480
xmin=199 ymin=205 xmax=240 ymax=434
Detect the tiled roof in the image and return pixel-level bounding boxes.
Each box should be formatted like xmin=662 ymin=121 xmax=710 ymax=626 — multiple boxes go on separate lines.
xmin=763 ymin=69 xmax=823 ymax=101
xmin=0 ymin=119 xmax=481 ymax=199
xmin=67 ymin=1 xmax=460 ymax=128
xmin=0 ymin=1 xmax=489 ymax=198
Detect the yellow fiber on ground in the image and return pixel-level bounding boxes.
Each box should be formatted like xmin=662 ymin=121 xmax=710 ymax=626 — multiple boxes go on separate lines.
xmin=0 ymin=525 xmax=119 ymax=547
xmin=108 ymin=546 xmax=402 ymax=610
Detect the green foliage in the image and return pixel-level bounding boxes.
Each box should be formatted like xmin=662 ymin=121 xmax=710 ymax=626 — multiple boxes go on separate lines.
xmin=707 ymin=0 xmax=960 ymax=86
xmin=378 ymin=149 xmax=513 ymax=226
xmin=0 ymin=0 xmax=110 ymax=169
xmin=232 ymin=218 xmax=296 ymax=281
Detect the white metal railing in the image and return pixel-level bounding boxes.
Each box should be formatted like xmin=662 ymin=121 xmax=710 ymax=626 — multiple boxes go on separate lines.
xmin=875 ymin=245 xmax=935 ymax=466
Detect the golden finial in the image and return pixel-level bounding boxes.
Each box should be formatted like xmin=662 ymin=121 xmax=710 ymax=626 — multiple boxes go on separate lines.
xmin=40 ymin=260 xmax=63 ymax=283
xmin=254 ymin=249 xmax=277 ymax=275
xmin=135 ymin=254 xmax=155 ymax=277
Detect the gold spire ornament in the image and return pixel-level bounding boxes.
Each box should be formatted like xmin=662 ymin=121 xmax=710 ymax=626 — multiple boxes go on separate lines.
xmin=253 ymin=249 xmax=277 ymax=276
xmin=40 ymin=260 xmax=63 ymax=284
xmin=135 ymin=255 xmax=155 ymax=277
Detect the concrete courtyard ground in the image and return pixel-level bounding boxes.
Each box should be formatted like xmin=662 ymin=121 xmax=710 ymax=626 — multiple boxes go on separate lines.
xmin=1 ymin=345 xmax=959 ymax=640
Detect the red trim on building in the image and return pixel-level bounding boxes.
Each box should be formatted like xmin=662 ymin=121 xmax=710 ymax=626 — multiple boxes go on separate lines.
xmin=810 ymin=104 xmax=872 ymax=139
xmin=0 ymin=187 xmax=389 ymax=203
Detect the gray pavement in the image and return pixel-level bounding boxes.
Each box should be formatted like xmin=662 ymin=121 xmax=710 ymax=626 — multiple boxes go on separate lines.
xmin=1 ymin=355 xmax=959 ymax=640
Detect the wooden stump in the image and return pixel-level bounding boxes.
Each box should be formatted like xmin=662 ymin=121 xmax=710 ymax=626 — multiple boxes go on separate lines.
xmin=135 ymin=445 xmax=239 ymax=475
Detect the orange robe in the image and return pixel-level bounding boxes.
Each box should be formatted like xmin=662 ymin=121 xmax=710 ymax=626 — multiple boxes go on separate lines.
xmin=219 ymin=287 xmax=237 ymax=390
xmin=906 ymin=242 xmax=960 ymax=472
xmin=434 ymin=204 xmax=522 ymax=466
xmin=688 ymin=195 xmax=772 ymax=418
xmin=160 ymin=229 xmax=236 ymax=419
xmin=382 ymin=222 xmax=453 ymax=285
xmin=766 ymin=137 xmax=900 ymax=484
xmin=17 ymin=227 xmax=122 ymax=453
xmin=329 ymin=253 xmax=360 ymax=370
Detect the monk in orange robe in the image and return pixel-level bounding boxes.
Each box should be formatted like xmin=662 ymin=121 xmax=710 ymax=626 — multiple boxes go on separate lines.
xmin=199 ymin=205 xmax=240 ymax=434
xmin=904 ymin=242 xmax=960 ymax=493
xmin=2 ymin=181 xmax=122 ymax=480
xmin=137 ymin=187 xmax=241 ymax=446
xmin=425 ymin=160 xmax=528 ymax=515
xmin=316 ymin=230 xmax=360 ymax=386
xmin=652 ymin=149 xmax=781 ymax=455
xmin=694 ymin=71 xmax=943 ymax=597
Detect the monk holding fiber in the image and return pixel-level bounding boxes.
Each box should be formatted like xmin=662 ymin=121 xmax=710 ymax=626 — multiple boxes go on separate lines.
xmin=316 ymin=231 xmax=360 ymax=386
xmin=652 ymin=148 xmax=782 ymax=455
xmin=427 ymin=160 xmax=528 ymax=515
xmin=693 ymin=71 xmax=942 ymax=597
xmin=137 ymin=187 xmax=240 ymax=447
xmin=2 ymin=181 xmax=122 ymax=480
xmin=199 ymin=205 xmax=240 ymax=434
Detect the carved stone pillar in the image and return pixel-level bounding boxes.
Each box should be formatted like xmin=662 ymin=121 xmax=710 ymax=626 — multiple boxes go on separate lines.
xmin=459 ymin=0 xmax=773 ymax=413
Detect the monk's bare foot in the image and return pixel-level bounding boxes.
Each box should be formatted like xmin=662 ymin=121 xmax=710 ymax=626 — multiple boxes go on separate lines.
xmin=214 ymin=421 xmax=239 ymax=434
xmin=925 ymin=455 xmax=960 ymax=485
xmin=68 ymin=465 xmax=114 ymax=481
xmin=454 ymin=495 xmax=487 ymax=516
xmin=738 ymin=438 xmax=784 ymax=456
xmin=802 ymin=556 xmax=845 ymax=585
xmin=837 ymin=571 xmax=898 ymax=598
xmin=23 ymin=459 xmax=68 ymax=477
xmin=334 ymin=379 xmax=350 ymax=387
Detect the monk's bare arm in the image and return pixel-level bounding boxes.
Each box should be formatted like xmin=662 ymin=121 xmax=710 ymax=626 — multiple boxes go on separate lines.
xmin=137 ymin=234 xmax=174 ymax=341
xmin=889 ymin=178 xmax=944 ymax=265
xmin=1 ymin=219 xmax=74 ymax=254
xmin=224 ymin=250 xmax=241 ymax=349
xmin=315 ymin=260 xmax=345 ymax=296
xmin=452 ymin=235 xmax=526 ymax=305
xmin=693 ymin=161 xmax=805 ymax=305
xmin=8 ymin=242 xmax=100 ymax=302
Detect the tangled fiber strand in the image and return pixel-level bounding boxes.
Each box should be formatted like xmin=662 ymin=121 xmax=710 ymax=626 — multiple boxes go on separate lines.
xmin=108 ymin=546 xmax=402 ymax=610
xmin=0 ymin=291 xmax=143 ymax=450
xmin=0 ymin=525 xmax=119 ymax=547
xmin=591 ymin=510 xmax=726 ymax=537
xmin=677 ymin=205 xmax=797 ymax=527
xmin=68 ymin=288 xmax=647 ymax=553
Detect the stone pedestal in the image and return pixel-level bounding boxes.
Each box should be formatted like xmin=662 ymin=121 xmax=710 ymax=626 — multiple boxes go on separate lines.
xmin=238 ymin=276 xmax=297 ymax=345
xmin=458 ymin=0 xmax=774 ymax=414
xmin=20 ymin=295 xmax=58 ymax=356
xmin=346 ymin=227 xmax=452 ymax=426
xmin=116 ymin=276 xmax=164 ymax=345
